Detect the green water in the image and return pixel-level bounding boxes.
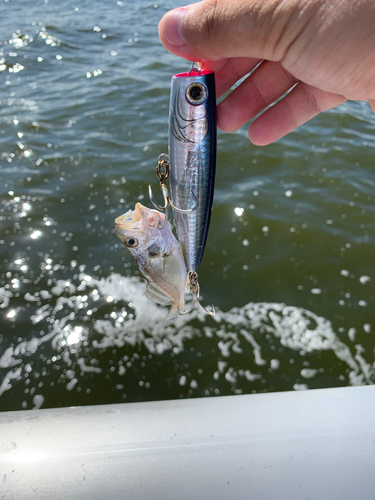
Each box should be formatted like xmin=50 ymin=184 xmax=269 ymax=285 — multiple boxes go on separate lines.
xmin=0 ymin=0 xmax=374 ymax=412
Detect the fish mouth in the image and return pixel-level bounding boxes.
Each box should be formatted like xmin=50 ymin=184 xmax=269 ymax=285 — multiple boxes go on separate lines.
xmin=115 ymin=203 xmax=144 ymax=231
xmin=115 ymin=203 xmax=165 ymax=230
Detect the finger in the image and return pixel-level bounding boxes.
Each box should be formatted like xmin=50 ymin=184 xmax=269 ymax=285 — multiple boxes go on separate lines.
xmin=158 ymin=0 xmax=314 ymax=62
xmin=193 ymin=58 xmax=262 ymax=102
xmin=248 ymin=83 xmax=346 ymax=146
xmin=214 ymin=57 xmax=262 ymax=98
xmin=369 ymin=98 xmax=375 ymax=114
xmin=217 ymin=61 xmax=298 ymax=132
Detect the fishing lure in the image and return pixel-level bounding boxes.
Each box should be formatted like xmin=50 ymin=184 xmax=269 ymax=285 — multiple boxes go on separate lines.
xmin=150 ymin=63 xmax=217 ymax=315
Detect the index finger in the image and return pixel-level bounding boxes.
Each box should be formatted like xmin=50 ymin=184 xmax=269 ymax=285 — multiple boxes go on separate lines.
xmin=211 ymin=57 xmax=262 ymax=98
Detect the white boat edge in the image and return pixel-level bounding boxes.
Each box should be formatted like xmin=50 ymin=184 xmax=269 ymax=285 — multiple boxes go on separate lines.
xmin=1 ymin=385 xmax=375 ymax=499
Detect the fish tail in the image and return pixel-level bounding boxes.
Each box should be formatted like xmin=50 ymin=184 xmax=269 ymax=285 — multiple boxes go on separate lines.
xmin=178 ymin=303 xmax=186 ymax=315
xmin=185 ymin=272 xmax=191 ymax=293
xmin=165 ymin=305 xmax=179 ymax=321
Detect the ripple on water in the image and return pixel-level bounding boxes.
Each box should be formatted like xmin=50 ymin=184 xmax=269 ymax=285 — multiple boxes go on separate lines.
xmin=0 ymin=271 xmax=373 ymax=410
xmin=0 ymin=0 xmax=375 ymax=411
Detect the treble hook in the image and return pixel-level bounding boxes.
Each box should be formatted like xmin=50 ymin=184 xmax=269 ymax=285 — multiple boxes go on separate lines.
xmin=148 ymin=183 xmax=170 ymax=228
xmin=180 ymin=271 xmax=215 ymax=316
xmin=149 ymin=153 xmax=199 ymax=228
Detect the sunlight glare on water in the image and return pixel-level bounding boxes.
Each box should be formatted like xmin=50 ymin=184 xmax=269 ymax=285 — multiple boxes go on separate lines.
xmin=0 ymin=0 xmax=375 ymax=411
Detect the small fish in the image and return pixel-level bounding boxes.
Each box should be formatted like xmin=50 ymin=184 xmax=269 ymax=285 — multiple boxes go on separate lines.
xmin=115 ymin=203 xmax=187 ymax=320
xmin=169 ymin=67 xmax=216 ymax=314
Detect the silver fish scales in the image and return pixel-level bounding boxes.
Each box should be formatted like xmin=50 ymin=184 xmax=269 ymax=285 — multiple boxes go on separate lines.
xmin=115 ymin=203 xmax=187 ymax=320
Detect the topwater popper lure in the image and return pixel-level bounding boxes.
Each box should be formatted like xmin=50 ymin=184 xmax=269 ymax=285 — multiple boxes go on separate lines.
xmin=150 ymin=63 xmax=217 ymax=315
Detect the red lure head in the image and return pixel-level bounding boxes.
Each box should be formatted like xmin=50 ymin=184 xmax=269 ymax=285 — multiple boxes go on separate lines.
xmin=174 ymin=70 xmax=213 ymax=78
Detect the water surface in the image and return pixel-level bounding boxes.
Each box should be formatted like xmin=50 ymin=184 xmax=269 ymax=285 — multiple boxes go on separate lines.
xmin=0 ymin=0 xmax=375 ymax=411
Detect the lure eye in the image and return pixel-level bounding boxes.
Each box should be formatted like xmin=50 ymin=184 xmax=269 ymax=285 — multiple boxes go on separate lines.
xmin=124 ymin=237 xmax=138 ymax=248
xmin=186 ymin=82 xmax=208 ymax=105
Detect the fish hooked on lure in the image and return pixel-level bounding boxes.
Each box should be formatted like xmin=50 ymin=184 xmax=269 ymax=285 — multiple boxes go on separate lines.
xmin=115 ymin=203 xmax=187 ymax=320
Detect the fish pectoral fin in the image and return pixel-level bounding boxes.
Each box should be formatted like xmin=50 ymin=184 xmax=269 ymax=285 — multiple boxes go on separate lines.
xmin=147 ymin=243 xmax=163 ymax=258
xmin=146 ymin=282 xmax=171 ymax=306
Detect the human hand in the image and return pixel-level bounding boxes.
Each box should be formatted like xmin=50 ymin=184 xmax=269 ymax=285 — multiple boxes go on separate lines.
xmin=159 ymin=0 xmax=375 ymax=145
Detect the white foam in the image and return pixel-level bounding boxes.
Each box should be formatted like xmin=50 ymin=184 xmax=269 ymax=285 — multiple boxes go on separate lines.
xmin=0 ymin=348 xmax=22 ymax=369
xmin=293 ymin=383 xmax=308 ymax=391
xmin=0 ymin=288 xmax=13 ymax=309
xmin=0 ymin=368 xmax=22 ymax=397
xmin=301 ymin=368 xmax=319 ymax=379
xmin=0 ymin=272 xmax=373 ymax=405
xmin=32 ymin=394 xmax=45 ymax=409
xmin=348 ymin=327 xmax=356 ymax=342
xmin=359 ymin=275 xmax=371 ymax=285
xmin=77 ymin=358 xmax=102 ymax=374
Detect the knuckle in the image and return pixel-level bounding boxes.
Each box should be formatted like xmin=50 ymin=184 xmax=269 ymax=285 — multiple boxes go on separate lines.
xmin=193 ymin=0 xmax=220 ymax=46
xmin=281 ymin=95 xmax=299 ymax=128
xmin=301 ymin=84 xmax=321 ymax=114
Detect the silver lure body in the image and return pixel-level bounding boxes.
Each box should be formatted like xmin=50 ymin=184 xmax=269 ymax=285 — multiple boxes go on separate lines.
xmin=169 ymin=71 xmax=216 ymax=274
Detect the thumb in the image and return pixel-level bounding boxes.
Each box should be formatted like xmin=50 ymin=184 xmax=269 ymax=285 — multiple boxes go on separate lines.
xmin=159 ymin=0 xmax=307 ymax=63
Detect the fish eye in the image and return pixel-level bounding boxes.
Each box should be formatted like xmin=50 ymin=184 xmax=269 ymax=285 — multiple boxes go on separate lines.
xmin=186 ymin=82 xmax=208 ymax=105
xmin=125 ymin=237 xmax=138 ymax=248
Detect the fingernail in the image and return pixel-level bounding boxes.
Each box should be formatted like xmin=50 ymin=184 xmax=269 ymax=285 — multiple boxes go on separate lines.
xmin=161 ymin=8 xmax=187 ymax=47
